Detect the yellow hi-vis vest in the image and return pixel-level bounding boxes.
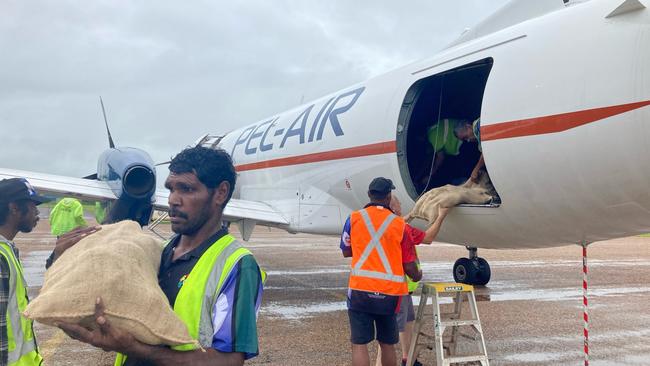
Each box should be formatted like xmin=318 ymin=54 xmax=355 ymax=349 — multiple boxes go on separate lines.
xmin=406 ymin=259 xmax=420 ymax=293
xmin=115 ymin=234 xmax=262 ymax=365
xmin=0 ymin=241 xmax=43 ymax=366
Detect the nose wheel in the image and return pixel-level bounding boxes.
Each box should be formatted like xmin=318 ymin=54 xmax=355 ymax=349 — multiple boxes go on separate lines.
xmin=453 ymin=247 xmax=491 ymax=286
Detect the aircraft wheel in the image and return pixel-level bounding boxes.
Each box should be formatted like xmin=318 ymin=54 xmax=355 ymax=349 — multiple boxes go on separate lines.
xmin=475 ymin=257 xmax=491 ymax=286
xmin=453 ymin=257 xmax=491 ymax=286
xmin=453 ymin=258 xmax=477 ymax=284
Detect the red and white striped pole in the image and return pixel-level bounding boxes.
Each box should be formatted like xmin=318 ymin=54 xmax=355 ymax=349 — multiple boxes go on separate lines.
xmin=582 ymin=241 xmax=589 ymax=366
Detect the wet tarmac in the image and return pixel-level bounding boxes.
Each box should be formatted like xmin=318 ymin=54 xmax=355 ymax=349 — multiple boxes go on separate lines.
xmin=13 ymin=220 xmax=650 ymax=365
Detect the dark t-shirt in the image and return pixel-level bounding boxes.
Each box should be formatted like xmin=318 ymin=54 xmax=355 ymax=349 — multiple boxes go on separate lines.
xmin=123 ymin=229 xmax=228 ymax=366
xmin=158 ymin=229 xmax=228 ymax=306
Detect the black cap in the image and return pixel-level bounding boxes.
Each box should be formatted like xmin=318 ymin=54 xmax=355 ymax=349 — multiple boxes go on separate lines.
xmin=368 ymin=177 xmax=395 ymax=195
xmin=0 ymin=178 xmax=52 ymax=205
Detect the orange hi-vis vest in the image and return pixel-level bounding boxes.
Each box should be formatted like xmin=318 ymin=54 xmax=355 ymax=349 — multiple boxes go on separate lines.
xmin=349 ymin=205 xmax=408 ymax=296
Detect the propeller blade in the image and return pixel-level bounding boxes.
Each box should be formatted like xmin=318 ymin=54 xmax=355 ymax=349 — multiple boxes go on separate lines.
xmin=100 ymin=96 xmax=116 ymax=149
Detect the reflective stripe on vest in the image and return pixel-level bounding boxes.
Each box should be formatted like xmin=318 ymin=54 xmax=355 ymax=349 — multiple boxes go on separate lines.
xmin=173 ymin=234 xmax=250 ymax=350
xmin=349 ymin=207 xmax=407 ymax=296
xmin=0 ymin=242 xmax=42 ymax=366
xmin=115 ymin=234 xmax=253 ymax=365
xmin=350 ymin=210 xmax=405 ymax=283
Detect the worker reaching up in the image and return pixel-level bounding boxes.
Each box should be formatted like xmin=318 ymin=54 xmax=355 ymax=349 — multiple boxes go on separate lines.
xmin=340 ymin=177 xmax=451 ymax=366
xmin=375 ymin=195 xmax=449 ymax=366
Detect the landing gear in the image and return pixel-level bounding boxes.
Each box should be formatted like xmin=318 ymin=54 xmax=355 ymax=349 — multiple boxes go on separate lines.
xmin=453 ymin=246 xmax=491 ymax=286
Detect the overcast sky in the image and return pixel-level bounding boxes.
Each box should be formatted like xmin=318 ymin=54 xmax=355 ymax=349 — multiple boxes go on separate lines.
xmin=0 ymin=0 xmax=509 ymax=184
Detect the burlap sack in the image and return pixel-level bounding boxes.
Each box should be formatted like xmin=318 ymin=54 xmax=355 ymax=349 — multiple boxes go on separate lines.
xmin=405 ymin=171 xmax=493 ymax=224
xmin=24 ymin=220 xmax=195 ymax=347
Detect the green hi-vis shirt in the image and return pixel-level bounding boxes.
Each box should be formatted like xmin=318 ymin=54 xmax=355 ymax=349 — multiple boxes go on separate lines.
xmin=49 ymin=198 xmax=87 ymax=236
xmin=427 ymin=119 xmax=463 ymax=156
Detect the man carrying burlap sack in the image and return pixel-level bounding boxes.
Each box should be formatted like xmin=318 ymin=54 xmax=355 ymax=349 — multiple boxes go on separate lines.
xmin=58 ymin=147 xmax=265 ymax=366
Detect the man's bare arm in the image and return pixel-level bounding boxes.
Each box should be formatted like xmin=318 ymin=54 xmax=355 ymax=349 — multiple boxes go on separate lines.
xmin=47 ymin=226 xmax=102 ymax=269
xmin=470 ymin=154 xmax=485 ymax=183
xmin=430 ymin=152 xmax=445 ymax=178
xmin=403 ymin=262 xmax=422 ymax=282
xmin=421 ymin=207 xmax=451 ymax=244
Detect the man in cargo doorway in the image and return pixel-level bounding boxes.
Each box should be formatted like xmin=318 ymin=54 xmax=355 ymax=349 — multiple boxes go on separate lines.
xmin=453 ymin=118 xmax=485 ymax=184
xmin=58 ymin=146 xmax=264 ymax=366
xmin=422 ymin=118 xmax=466 ymax=188
xmin=422 ymin=117 xmax=484 ymax=188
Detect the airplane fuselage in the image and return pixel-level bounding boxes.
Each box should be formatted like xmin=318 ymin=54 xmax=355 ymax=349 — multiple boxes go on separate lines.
xmin=218 ymin=0 xmax=650 ymax=249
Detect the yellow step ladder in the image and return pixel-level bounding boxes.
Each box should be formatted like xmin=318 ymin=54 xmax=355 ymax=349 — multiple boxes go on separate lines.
xmin=406 ymin=282 xmax=489 ymax=366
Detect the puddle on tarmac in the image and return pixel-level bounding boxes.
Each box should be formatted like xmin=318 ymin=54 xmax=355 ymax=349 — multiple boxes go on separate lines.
xmin=502 ymin=352 xmax=650 ymax=366
xmin=262 ymin=284 xmax=650 ymax=320
xmin=22 ymin=251 xmax=650 ymax=321
xmin=502 ymin=351 xmax=575 ymax=363
xmin=266 ymin=267 xmax=349 ymax=275
xmin=485 ymin=286 xmax=650 ymax=302
xmin=21 ymin=250 xmax=50 ymax=288
xmin=406 ymin=285 xmax=650 ymax=307
xmin=486 ymin=259 xmax=650 ymax=268
xmin=264 ymin=286 xmax=347 ymax=291
xmin=264 ymin=259 xmax=648 ymax=280
xmin=261 ymin=301 xmax=347 ymax=319
xmin=590 ymin=355 xmax=650 ymax=365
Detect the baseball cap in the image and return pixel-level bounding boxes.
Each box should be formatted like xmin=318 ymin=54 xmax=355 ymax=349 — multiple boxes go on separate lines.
xmin=368 ymin=177 xmax=396 ymax=195
xmin=0 ymin=178 xmax=52 ymax=205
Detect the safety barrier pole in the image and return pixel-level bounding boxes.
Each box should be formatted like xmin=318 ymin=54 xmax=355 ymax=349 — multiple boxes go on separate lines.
xmin=582 ymin=241 xmax=589 ymax=366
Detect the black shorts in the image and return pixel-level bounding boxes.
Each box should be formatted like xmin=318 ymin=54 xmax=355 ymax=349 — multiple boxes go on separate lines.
xmin=348 ymin=309 xmax=399 ymax=345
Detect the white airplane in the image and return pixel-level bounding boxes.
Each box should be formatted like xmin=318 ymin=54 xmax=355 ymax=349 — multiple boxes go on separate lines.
xmin=2 ymin=0 xmax=649 ymax=285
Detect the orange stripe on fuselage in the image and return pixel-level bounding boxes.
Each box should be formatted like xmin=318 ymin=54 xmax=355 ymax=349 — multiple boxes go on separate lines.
xmin=482 ymin=100 xmax=650 ymax=141
xmin=235 ymin=100 xmax=650 ymax=172
xmin=235 ymin=141 xmax=396 ymax=172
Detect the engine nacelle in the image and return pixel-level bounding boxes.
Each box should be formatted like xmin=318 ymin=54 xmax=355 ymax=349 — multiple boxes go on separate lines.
xmin=96 ymin=147 xmax=156 ymax=225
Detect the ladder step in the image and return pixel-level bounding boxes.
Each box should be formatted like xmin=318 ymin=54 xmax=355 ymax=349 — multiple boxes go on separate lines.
xmin=440 ymin=312 xmax=460 ymax=317
xmin=445 ymin=355 xmax=489 ymax=364
xmin=409 ymin=283 xmax=489 ymax=366
xmin=432 ymin=283 xmax=475 ymax=293
xmin=440 ymin=319 xmax=481 ymax=327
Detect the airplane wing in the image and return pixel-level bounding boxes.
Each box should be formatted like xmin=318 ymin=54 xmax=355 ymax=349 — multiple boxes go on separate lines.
xmin=0 ymin=168 xmax=116 ymax=202
xmin=152 ymin=190 xmax=289 ymax=227
xmin=0 ymin=168 xmax=289 ymax=239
